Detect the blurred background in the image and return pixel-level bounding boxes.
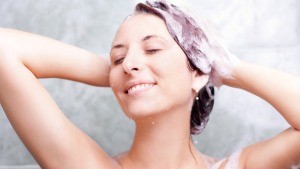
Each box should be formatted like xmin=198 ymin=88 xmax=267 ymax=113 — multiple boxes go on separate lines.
xmin=0 ymin=0 xmax=299 ymax=168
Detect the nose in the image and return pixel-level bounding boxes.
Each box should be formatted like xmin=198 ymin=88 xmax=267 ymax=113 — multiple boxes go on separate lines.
xmin=122 ymin=48 xmax=144 ymax=75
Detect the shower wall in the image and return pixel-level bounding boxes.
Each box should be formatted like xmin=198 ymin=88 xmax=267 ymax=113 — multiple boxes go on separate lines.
xmin=0 ymin=0 xmax=299 ymax=166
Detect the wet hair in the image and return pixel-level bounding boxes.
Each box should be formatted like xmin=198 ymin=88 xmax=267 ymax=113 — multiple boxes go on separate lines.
xmin=134 ymin=0 xmax=215 ymax=135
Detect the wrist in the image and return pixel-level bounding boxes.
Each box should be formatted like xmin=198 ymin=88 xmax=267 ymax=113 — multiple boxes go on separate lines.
xmin=222 ymin=60 xmax=245 ymax=88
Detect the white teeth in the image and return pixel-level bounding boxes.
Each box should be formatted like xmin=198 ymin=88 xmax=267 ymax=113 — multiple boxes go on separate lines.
xmin=128 ymin=84 xmax=154 ymax=94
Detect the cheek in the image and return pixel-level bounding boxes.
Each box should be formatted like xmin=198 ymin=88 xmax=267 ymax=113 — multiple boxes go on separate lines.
xmin=109 ymin=69 xmax=129 ymax=113
xmin=157 ymin=52 xmax=192 ymax=85
xmin=109 ymin=68 xmax=123 ymax=95
xmin=108 ymin=69 xmax=116 ymax=88
xmin=154 ymin=56 xmax=193 ymax=100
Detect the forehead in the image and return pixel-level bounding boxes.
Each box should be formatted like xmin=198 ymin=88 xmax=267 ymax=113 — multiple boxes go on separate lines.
xmin=112 ymin=14 xmax=174 ymax=45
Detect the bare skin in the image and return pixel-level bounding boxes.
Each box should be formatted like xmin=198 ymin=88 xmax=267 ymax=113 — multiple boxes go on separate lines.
xmin=0 ymin=14 xmax=299 ymax=169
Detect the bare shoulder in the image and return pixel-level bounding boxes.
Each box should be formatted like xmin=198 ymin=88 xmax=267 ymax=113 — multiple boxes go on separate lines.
xmin=242 ymin=128 xmax=300 ymax=169
xmin=204 ymin=127 xmax=300 ymax=169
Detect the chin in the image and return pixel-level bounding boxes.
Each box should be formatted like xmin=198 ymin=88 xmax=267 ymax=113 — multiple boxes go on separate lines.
xmin=123 ymin=104 xmax=166 ymax=120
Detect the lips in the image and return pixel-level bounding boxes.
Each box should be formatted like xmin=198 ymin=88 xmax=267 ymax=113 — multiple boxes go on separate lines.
xmin=124 ymin=80 xmax=157 ymax=94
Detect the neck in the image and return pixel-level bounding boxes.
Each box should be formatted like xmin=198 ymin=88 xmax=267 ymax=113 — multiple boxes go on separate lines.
xmin=126 ymin=108 xmax=205 ymax=169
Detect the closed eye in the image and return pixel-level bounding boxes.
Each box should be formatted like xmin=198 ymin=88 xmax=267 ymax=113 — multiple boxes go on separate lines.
xmin=113 ymin=57 xmax=125 ymax=65
xmin=145 ymin=49 xmax=161 ymax=55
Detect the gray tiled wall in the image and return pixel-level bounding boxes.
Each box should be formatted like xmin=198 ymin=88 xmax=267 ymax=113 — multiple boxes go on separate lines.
xmin=0 ymin=0 xmax=299 ymax=167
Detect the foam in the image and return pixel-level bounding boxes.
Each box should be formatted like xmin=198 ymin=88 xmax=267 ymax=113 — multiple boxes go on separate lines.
xmin=135 ymin=0 xmax=240 ymax=87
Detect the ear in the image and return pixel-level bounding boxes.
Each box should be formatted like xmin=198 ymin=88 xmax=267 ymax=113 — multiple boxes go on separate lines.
xmin=191 ymin=71 xmax=209 ymax=92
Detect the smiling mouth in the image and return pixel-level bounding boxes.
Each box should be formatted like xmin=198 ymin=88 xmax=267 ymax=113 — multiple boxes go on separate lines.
xmin=125 ymin=83 xmax=156 ymax=95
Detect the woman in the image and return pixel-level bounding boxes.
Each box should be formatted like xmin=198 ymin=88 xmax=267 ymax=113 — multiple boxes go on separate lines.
xmin=0 ymin=0 xmax=299 ymax=168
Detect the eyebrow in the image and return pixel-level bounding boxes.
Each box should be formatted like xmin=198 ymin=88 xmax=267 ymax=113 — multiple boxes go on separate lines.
xmin=111 ymin=44 xmax=125 ymax=50
xmin=111 ymin=35 xmax=168 ymax=51
xmin=142 ymin=35 xmax=168 ymax=43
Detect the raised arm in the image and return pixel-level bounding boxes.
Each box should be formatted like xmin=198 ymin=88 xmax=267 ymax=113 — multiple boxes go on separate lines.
xmin=224 ymin=61 xmax=300 ymax=130
xmin=0 ymin=28 xmax=110 ymax=86
xmin=0 ymin=28 xmax=119 ymax=169
xmin=223 ymin=61 xmax=300 ymax=169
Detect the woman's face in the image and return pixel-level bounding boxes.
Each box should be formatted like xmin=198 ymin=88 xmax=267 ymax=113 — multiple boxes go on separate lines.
xmin=109 ymin=14 xmax=196 ymax=120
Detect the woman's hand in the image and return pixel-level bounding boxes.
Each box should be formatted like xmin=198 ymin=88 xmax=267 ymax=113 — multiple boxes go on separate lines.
xmin=197 ymin=29 xmax=241 ymax=87
xmin=208 ymin=45 xmax=240 ymax=87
